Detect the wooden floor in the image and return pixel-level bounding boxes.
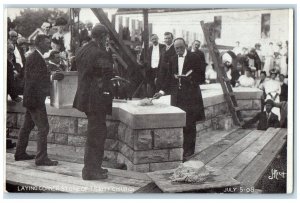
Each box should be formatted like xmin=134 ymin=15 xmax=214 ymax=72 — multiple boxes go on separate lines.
xmin=139 ymin=127 xmax=287 ymax=193
xmin=6 ymin=127 xmax=287 ymax=193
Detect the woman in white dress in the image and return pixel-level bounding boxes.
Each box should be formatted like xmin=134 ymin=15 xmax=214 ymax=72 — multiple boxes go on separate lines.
xmin=263 ymin=42 xmax=275 ymax=77
xmin=263 ymin=70 xmax=281 ymax=119
xmin=278 ymin=42 xmax=288 ymax=76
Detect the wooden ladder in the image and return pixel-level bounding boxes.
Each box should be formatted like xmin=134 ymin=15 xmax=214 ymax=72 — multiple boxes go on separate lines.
xmin=200 ymin=21 xmax=243 ymax=126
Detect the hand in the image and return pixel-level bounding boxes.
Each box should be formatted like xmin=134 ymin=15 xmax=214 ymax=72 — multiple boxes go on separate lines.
xmin=153 ymin=92 xmax=163 ymax=99
xmin=174 ymin=74 xmax=179 ymax=79
xmin=52 ymin=72 xmax=64 ymax=81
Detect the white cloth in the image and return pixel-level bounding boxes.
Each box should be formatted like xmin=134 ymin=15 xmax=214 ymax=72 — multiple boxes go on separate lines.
xmin=238 ymin=75 xmax=255 ymax=88
xmin=226 ymin=69 xmax=232 ymax=80
xmin=279 ymin=48 xmax=288 ymax=76
xmin=14 ymin=47 xmax=23 ymax=68
xmin=233 ymin=46 xmax=242 ymax=55
xmin=205 ymin=67 xmax=217 ymax=80
xmin=151 ymin=44 xmax=160 ymax=68
xmin=263 ymin=46 xmax=274 ymax=76
xmin=178 ymin=49 xmax=187 ymax=75
xmin=263 ymin=79 xmax=281 ymax=119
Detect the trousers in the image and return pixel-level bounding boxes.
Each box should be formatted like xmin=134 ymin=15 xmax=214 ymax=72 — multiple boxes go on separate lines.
xmin=15 ymin=104 xmax=49 ymax=162
xmin=83 ymin=111 xmax=107 ymax=173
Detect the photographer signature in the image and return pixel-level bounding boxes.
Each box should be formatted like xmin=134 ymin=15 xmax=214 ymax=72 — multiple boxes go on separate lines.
xmin=268 ymin=168 xmax=286 ymax=180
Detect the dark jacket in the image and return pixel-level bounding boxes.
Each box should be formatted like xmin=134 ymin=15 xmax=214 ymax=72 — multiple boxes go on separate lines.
xmin=280 ymin=83 xmax=288 ymax=102
xmin=243 ymin=111 xmax=280 ymax=130
xmin=190 ymin=49 xmax=207 ymax=84
xmin=160 ymin=51 xmax=205 ymax=122
xmin=79 ymin=28 xmax=90 ymax=46
xmin=73 ymin=41 xmax=114 ymax=114
xmin=141 ymin=43 xmax=166 ymax=70
xmin=23 ymin=50 xmax=50 ymax=108
xmin=162 ymin=44 xmax=176 ymax=64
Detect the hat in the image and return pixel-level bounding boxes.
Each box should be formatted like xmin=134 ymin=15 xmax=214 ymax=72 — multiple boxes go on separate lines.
xmin=255 ymin=43 xmax=261 ymax=47
xmin=265 ymin=99 xmax=274 ymax=107
xmin=91 ymin=23 xmax=108 ymax=38
xmin=54 ymin=17 xmax=67 ymax=26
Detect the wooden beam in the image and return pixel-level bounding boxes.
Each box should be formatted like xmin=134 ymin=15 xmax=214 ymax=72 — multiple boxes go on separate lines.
xmin=143 ymin=9 xmax=149 ymax=62
xmin=90 ymin=8 xmax=138 ymax=68
xmin=111 ymin=14 xmax=116 ymax=29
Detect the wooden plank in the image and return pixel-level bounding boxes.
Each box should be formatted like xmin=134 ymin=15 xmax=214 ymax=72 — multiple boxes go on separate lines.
xmin=206 ymin=129 xmax=264 ymax=170
xmin=236 ymin=128 xmax=287 ymax=188
xmin=6 ymin=153 xmax=151 ymax=188
xmin=195 ymin=128 xmax=238 ymax=154
xmin=221 ymin=128 xmax=281 ymax=179
xmin=6 ymin=165 xmax=138 ymax=193
xmin=192 ymin=128 xmax=253 ymax=164
xmin=147 ymin=169 xmax=240 ymax=193
xmin=134 ymin=182 xmax=163 ymax=193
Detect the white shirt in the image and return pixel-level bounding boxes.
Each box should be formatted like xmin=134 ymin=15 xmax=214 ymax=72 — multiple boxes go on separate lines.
xmin=14 ymin=46 xmax=23 ymax=68
xmin=178 ymin=49 xmax=187 ymax=75
xmin=151 ymin=44 xmax=160 ymax=68
xmin=166 ymin=43 xmax=173 ymax=51
xmin=263 ymin=79 xmax=281 ymax=95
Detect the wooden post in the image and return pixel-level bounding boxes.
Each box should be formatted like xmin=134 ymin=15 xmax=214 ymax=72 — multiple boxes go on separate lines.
xmin=143 ymin=9 xmax=149 ymax=63
xmin=111 ymin=14 xmax=116 ymax=29
xmin=118 ymin=16 xmax=123 ymax=40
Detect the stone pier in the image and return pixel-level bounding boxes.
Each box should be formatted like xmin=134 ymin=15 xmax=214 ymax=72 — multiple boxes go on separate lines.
xmin=6 ymin=83 xmax=263 ymax=172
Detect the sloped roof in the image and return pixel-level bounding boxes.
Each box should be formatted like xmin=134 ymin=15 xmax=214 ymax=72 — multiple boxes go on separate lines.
xmin=116 ymin=8 xmax=216 ymax=15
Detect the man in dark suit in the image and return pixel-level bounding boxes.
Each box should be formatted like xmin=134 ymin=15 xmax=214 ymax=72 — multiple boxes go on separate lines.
xmin=156 ymin=32 xmax=176 ymax=90
xmin=15 ymin=34 xmax=62 ymax=165
xmin=242 ymin=99 xmax=280 ymax=130
xmin=141 ymin=34 xmax=165 ymax=97
xmin=188 ymin=40 xmax=207 ymax=84
xmin=79 ymin=23 xmax=90 ymax=47
xmin=73 ymin=24 xmax=114 ymax=180
xmin=279 ymin=74 xmax=288 ymax=102
xmin=154 ymin=38 xmax=205 ymax=159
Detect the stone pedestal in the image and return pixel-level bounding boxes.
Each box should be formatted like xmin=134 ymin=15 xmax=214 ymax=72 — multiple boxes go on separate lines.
xmin=50 ymin=71 xmax=78 ymax=109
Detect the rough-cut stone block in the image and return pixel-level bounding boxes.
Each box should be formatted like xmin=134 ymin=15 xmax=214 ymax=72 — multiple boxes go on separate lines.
xmin=204 ymin=106 xmax=214 ymax=119
xmin=47 ymin=133 xmax=55 ymax=143
xmin=196 ymin=119 xmax=212 ymax=132
xmin=153 ymin=128 xmax=183 ymax=149
xmin=6 ymin=113 xmax=17 ymax=128
xmin=252 ymin=100 xmax=262 ymax=110
xmin=106 ymin=121 xmax=119 ymax=139
xmin=74 ymin=146 xmax=85 ymax=156
xmin=104 ymin=139 xmax=119 ymax=151
xmin=77 ymin=118 xmax=88 ymax=134
xmin=218 ymin=116 xmax=233 ymax=130
xmin=54 ymin=133 xmax=68 ymax=145
xmin=68 ymin=135 xmax=86 ymax=147
xmin=241 ymin=110 xmax=260 ymax=118
xmin=149 ymin=161 xmax=182 ymax=172
xmin=103 ymin=151 xmax=118 ymax=164
xmin=132 ymin=164 xmax=150 ymax=173
xmin=48 ymin=116 xmax=77 ymax=134
xmin=118 ymin=141 xmax=134 ymax=162
xmin=118 ymin=123 xmax=134 ymax=148
xmin=169 ymin=148 xmax=183 ymax=161
xmin=237 ymin=100 xmax=253 ymax=110
xmin=133 ymin=149 xmax=169 ymax=164
xmin=134 ymin=130 xmax=153 ymax=150
xmin=214 ymin=103 xmax=229 ymax=116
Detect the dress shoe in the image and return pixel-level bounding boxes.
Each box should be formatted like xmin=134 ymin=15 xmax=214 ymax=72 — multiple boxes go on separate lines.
xmin=15 ymin=153 xmax=35 ymax=161
xmin=82 ymin=170 xmax=108 ymax=180
xmin=35 ymin=159 xmax=58 ymax=166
